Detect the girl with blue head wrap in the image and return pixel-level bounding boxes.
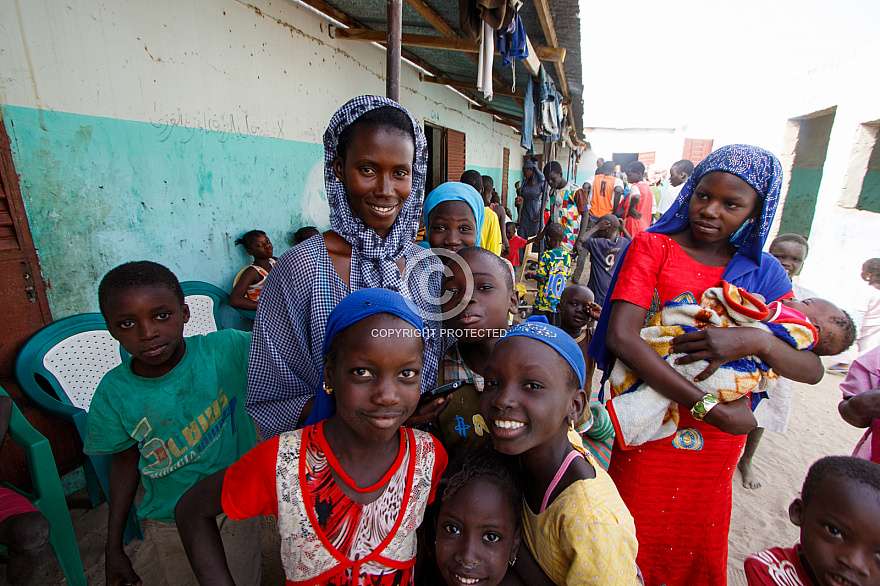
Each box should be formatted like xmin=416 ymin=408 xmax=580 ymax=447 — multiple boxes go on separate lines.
xmin=246 ymin=96 xmax=447 ymax=439
xmin=586 ymin=144 xmax=824 ymax=586
xmin=478 ymin=316 xmax=640 ymax=584
xmin=420 ymin=182 xmax=485 ymax=252
xmin=181 ymin=287 xmax=450 ymax=585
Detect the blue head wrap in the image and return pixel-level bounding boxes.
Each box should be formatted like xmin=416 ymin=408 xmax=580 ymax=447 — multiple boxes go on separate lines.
xmin=500 ymin=317 xmax=587 ymax=389
xmin=588 ymin=144 xmax=791 ymax=387
xmin=305 ymin=288 xmax=426 ymax=426
xmin=422 ymin=182 xmax=485 ymax=247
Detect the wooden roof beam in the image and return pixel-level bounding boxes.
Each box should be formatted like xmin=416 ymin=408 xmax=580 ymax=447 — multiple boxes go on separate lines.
xmin=296 ymin=0 xmax=490 ymax=106
xmin=420 ymin=73 xmax=524 ymax=99
xmin=330 ymin=27 xmax=566 ymax=62
xmin=402 ymin=0 xmax=521 ymax=106
xmin=468 ymin=103 xmax=523 ymax=124
xmin=533 ymin=0 xmax=570 ymax=97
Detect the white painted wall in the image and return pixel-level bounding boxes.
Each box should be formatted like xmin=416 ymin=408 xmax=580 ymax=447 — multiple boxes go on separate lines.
xmin=0 ymin=0 xmax=521 ymax=182
xmin=579 ymin=127 xmax=681 ymax=175
xmin=777 ymin=40 xmax=880 ymax=318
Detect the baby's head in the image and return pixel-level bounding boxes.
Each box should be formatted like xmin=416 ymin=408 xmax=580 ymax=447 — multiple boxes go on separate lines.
xmin=98 ymin=261 xmax=189 ymax=378
xmin=789 ymin=456 xmax=880 ymax=586
xmin=424 ymin=182 xmax=484 ymax=253
xmin=441 ymin=246 xmax=518 ymax=339
xmin=322 ymin=288 xmax=424 ymax=441
xmin=505 ymin=222 xmax=517 ymax=241
xmin=781 ymin=298 xmax=856 ymax=356
xmin=481 ymin=319 xmax=587 ymax=456
xmin=434 ymin=452 xmax=522 ymax=586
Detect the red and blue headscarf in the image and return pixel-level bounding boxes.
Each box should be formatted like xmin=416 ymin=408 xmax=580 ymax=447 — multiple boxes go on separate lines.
xmin=589 ymin=144 xmax=791 ymax=378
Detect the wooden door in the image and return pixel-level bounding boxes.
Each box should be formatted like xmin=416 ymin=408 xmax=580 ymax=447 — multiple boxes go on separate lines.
xmin=0 ymin=122 xmax=80 ymax=485
xmin=446 ymin=129 xmax=466 ymax=182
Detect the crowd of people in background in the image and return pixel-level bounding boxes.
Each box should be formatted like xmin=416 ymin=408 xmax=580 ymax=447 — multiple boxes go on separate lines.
xmin=5 ymin=95 xmax=880 ymax=586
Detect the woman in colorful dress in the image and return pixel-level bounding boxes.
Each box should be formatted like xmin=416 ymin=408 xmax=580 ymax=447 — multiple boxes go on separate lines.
xmin=589 ymin=144 xmax=824 ymax=586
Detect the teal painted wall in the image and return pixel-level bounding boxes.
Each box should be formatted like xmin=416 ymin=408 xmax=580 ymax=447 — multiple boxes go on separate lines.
xmin=778 ymin=168 xmax=823 ymax=238
xmin=857 ymin=171 xmax=880 ymax=213
xmin=2 ymin=105 xmax=328 ymax=319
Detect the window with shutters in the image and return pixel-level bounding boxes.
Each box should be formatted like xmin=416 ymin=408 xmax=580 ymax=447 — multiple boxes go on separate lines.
xmin=502 ymin=147 xmax=510 ymax=206
xmin=682 ymin=139 xmax=714 ymax=163
xmin=446 ymin=129 xmax=466 ymax=182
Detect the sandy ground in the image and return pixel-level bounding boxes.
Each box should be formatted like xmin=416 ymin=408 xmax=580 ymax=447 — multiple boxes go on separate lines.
xmin=726 ymin=364 xmax=863 ymax=585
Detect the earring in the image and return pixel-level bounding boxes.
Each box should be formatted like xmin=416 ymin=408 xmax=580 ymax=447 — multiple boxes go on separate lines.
xmin=323 ymin=382 xmax=333 ymax=395
xmin=509 ymin=556 xmax=517 ymax=567
xmin=569 ymin=419 xmax=576 ymax=432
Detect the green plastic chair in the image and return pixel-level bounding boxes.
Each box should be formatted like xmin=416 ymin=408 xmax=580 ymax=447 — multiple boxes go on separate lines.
xmin=13 ymin=313 xmax=142 ymax=543
xmin=0 ymin=387 xmax=86 ymax=586
xmin=182 ymin=280 xmax=256 ymax=327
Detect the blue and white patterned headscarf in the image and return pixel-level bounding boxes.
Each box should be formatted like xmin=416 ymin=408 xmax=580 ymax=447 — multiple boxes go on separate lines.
xmin=651 ymin=144 xmax=783 ymax=275
xmin=323 ymin=95 xmax=428 ymax=290
xmin=589 ymin=144 xmax=791 ymax=380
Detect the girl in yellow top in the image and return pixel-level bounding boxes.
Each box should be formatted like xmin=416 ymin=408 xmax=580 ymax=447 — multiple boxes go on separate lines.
xmin=480 ymin=318 xmax=640 ymax=585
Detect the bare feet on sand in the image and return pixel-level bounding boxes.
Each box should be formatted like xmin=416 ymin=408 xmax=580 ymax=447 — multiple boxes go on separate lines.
xmin=738 ymin=457 xmax=761 ymax=489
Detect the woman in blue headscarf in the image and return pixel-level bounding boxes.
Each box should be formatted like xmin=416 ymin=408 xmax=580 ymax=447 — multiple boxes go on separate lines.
xmin=589 ymin=145 xmax=823 ymax=586
xmin=518 ymin=158 xmax=545 ymax=238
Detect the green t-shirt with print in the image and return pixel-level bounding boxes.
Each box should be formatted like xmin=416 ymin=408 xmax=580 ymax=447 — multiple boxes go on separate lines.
xmin=84 ymin=329 xmax=257 ymax=522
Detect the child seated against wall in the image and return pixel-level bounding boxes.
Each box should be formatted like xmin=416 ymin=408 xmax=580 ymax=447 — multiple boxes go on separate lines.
xmin=744 ymin=456 xmax=880 ymax=585
xmin=293 ymin=226 xmax=319 ymax=245
xmin=230 ymin=230 xmax=277 ymax=310
xmin=84 ymin=261 xmax=260 ymax=585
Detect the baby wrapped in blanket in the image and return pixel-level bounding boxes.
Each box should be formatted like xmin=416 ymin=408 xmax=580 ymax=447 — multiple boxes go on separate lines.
xmin=608 ymin=281 xmax=851 ymax=448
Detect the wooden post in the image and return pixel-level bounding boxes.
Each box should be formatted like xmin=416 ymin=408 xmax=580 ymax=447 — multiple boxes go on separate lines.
xmin=386 ymin=0 xmax=402 ymax=102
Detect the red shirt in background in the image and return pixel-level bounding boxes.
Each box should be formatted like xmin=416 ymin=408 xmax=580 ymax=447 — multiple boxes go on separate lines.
xmin=505 ymin=234 xmax=528 ymax=266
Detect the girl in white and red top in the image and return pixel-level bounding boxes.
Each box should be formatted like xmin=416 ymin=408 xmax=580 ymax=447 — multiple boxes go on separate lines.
xmin=230 ymin=229 xmax=277 ymax=310
xmin=175 ymin=288 xmax=448 ymax=586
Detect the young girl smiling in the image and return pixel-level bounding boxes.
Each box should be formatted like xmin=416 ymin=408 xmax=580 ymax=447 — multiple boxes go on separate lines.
xmin=481 ymin=319 xmax=640 ymax=585
xmin=176 ymin=288 xmax=448 ymax=585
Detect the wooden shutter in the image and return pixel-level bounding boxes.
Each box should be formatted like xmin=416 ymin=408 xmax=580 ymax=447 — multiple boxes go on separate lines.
xmin=446 ymin=129 xmax=466 ymax=181
xmin=683 ymin=139 xmax=714 ymax=164
xmin=501 ymin=147 xmax=510 ymax=206
xmin=638 ymin=151 xmax=656 ymax=165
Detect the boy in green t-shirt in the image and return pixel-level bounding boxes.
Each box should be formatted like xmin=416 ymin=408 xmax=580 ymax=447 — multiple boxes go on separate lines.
xmin=84 ymin=261 xmax=259 ymax=586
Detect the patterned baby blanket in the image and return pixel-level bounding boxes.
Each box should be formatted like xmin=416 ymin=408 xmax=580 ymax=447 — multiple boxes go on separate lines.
xmin=607 ymin=281 xmax=816 ymax=449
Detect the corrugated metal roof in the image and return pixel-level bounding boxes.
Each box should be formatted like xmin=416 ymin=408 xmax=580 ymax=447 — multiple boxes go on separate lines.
xmin=314 ymin=0 xmax=583 ymax=138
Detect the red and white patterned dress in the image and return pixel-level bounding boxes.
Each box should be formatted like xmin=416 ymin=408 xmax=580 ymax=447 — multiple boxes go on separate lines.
xmin=222 ymin=423 xmax=447 ymax=585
